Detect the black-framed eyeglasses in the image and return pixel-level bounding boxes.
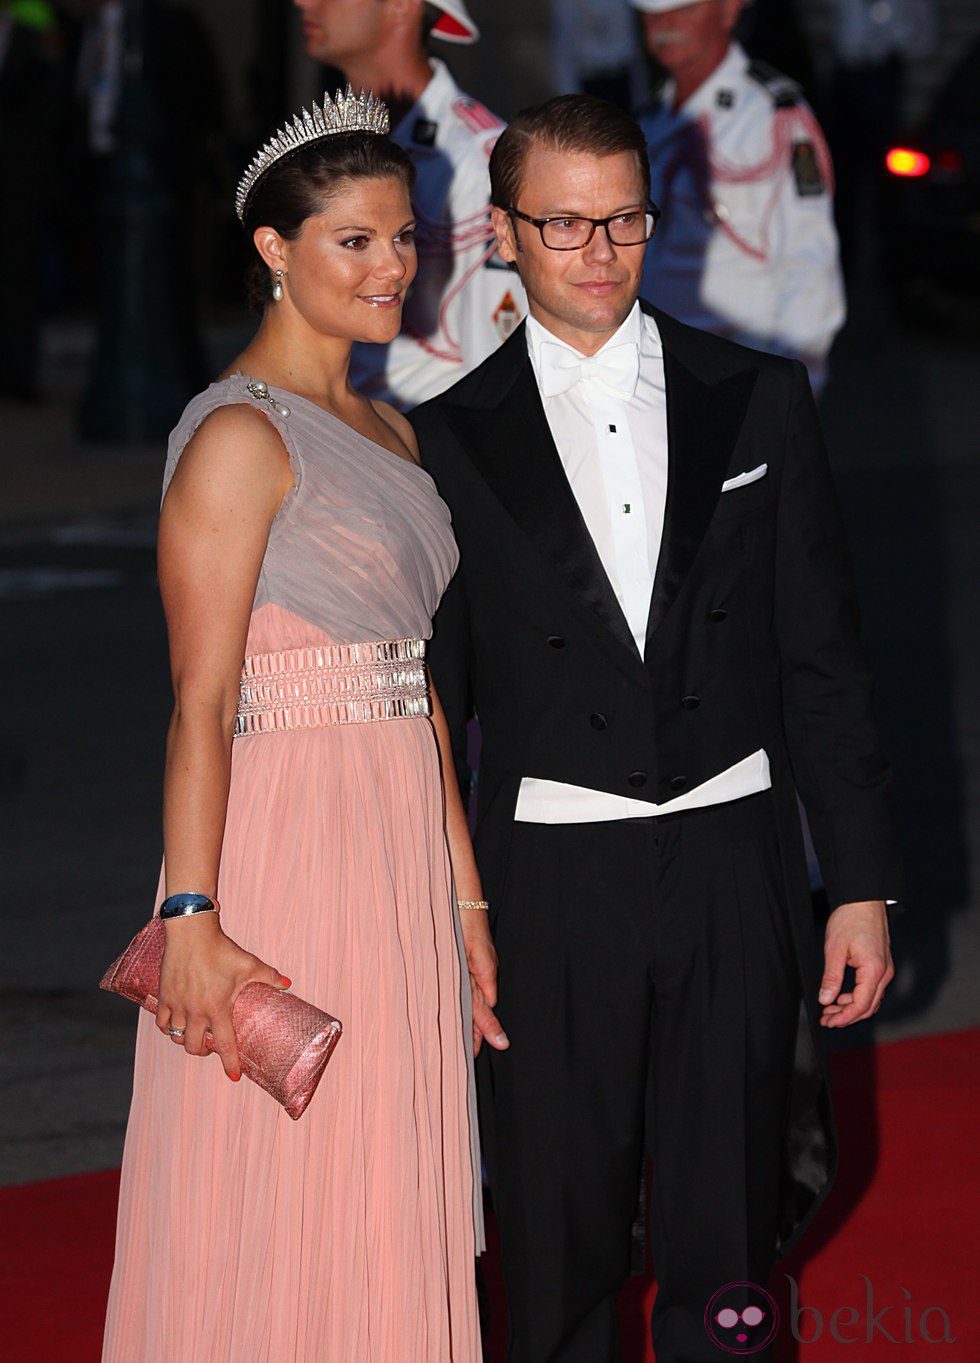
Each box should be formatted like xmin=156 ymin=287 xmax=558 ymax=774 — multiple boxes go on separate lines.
xmin=506 ymin=201 xmax=661 ymax=250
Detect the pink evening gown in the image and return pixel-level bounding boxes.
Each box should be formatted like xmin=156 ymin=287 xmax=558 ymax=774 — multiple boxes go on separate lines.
xmin=101 ymin=372 xmax=485 ymax=1363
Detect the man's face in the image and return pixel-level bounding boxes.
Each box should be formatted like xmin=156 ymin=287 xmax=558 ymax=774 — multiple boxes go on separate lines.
xmin=293 ymin=0 xmax=388 ymax=67
xmin=491 ymin=144 xmax=650 ymax=352
xmin=641 ymin=0 xmax=743 ymax=79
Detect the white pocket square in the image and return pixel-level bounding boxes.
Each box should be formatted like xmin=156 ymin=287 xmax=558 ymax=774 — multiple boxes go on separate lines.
xmin=721 ymin=463 xmax=768 ymax=492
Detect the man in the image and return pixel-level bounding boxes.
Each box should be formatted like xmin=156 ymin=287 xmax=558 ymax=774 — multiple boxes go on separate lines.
xmin=630 ymin=0 xmax=845 ymax=395
xmin=294 ymin=0 xmax=526 ymax=407
xmin=72 ymin=0 xmax=224 ymax=395
xmin=410 ymin=94 xmax=902 ymax=1363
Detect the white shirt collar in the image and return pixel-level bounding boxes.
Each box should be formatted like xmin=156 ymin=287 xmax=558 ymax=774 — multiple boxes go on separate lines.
xmin=526 ymin=300 xmax=659 ymax=382
xmin=657 ymin=41 xmax=748 ymax=122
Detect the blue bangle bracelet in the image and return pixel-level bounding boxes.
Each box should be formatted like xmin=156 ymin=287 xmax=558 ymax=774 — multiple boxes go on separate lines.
xmin=159 ymin=893 xmax=218 ymax=919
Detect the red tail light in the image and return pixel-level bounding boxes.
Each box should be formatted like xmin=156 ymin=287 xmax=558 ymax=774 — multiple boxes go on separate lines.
xmin=886 ymin=147 xmax=932 ymax=178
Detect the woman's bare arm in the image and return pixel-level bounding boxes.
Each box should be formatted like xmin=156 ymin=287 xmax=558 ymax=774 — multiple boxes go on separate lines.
xmin=154 ymin=404 xmax=296 ymax=1077
xmin=429 ymin=660 xmax=509 ymax=1059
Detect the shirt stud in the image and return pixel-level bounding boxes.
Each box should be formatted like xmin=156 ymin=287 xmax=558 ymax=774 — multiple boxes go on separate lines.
xmin=609 ymin=424 xmax=617 ymax=433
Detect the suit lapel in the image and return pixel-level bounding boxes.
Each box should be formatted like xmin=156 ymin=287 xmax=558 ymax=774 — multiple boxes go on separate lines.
xmin=441 ymin=310 xmax=759 ymax=670
xmin=644 ymin=308 xmax=760 ymax=653
xmin=442 ymin=328 xmax=640 ymax=664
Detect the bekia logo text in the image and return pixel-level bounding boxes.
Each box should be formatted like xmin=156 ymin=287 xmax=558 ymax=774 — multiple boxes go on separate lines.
xmin=785 ymin=1274 xmax=957 ymax=1344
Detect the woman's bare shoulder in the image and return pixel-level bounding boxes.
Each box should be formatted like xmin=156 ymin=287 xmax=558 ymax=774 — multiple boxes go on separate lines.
xmin=369 ymin=398 xmax=420 ymax=464
xmin=167 ymin=402 xmax=294 ymax=515
xmin=186 ymin=399 xmax=286 ymax=449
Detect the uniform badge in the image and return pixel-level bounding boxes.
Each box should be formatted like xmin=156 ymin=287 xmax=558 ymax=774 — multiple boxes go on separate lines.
xmin=452 ymin=97 xmax=503 ymax=136
xmin=716 ymin=89 xmax=735 ymax=109
xmin=792 ymin=141 xmax=826 ymax=196
xmin=412 ymin=118 xmax=438 ymax=147
xmin=492 ymin=291 xmax=521 ymax=342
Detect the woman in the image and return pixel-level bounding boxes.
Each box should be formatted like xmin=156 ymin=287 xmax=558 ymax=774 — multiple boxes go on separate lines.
xmin=101 ymin=89 xmax=507 ymax=1363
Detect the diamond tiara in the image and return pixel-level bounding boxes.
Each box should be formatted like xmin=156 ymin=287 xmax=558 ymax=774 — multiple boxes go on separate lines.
xmin=235 ymin=86 xmax=390 ymax=223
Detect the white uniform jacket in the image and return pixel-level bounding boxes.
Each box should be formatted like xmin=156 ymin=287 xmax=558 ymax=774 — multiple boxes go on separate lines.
xmin=350 ymin=58 xmax=527 ymax=410
xmin=638 ymin=43 xmax=845 ymax=395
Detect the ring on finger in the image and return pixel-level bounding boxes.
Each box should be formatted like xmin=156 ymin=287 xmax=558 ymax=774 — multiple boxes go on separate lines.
xmin=167 ymin=1026 xmax=186 ymax=1039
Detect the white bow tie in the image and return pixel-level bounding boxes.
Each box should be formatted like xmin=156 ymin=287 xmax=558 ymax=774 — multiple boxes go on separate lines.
xmin=538 ymin=339 xmax=641 ymax=401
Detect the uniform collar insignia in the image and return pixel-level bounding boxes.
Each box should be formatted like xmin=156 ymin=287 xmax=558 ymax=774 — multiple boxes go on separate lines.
xmin=412 ymin=118 xmax=438 ymax=146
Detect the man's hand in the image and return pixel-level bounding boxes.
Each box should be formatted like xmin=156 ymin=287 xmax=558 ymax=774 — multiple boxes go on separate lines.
xmin=818 ymin=900 xmax=894 ymax=1027
xmin=461 ymin=914 xmax=510 ymax=1057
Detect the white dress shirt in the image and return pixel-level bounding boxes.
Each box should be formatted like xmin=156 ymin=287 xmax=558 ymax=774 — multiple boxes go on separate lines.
xmin=514 ymin=301 xmax=771 ymax=823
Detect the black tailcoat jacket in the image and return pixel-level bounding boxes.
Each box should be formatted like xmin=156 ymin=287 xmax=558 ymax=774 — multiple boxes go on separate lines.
xmin=408 ymin=300 xmax=904 ymax=1259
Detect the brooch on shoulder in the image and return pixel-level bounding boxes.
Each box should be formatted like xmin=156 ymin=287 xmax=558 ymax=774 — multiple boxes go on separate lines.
xmin=246 ymin=378 xmax=290 ymax=419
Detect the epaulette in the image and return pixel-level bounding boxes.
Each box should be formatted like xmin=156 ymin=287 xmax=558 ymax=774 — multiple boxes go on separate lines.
xmin=451 ymin=96 xmax=504 ymax=138
xmin=746 ymin=59 xmax=802 ymax=110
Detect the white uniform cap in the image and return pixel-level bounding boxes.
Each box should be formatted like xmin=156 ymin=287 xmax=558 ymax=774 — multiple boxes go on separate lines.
xmin=430 ymin=0 xmax=480 ymax=44
xmin=628 ymin=0 xmax=711 ymax=12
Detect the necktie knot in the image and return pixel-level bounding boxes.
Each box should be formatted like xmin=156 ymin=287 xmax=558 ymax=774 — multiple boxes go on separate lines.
xmin=538 ymin=339 xmax=640 ymax=401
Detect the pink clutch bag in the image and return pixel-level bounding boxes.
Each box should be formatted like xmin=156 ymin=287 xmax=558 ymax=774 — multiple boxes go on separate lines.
xmin=99 ymin=916 xmax=342 ymax=1120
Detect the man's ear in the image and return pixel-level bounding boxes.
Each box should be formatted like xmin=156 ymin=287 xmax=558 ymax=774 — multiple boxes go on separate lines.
xmin=491 ymin=205 xmax=521 ymax=262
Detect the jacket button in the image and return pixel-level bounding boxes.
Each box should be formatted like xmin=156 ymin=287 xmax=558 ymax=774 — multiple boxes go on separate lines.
xmin=628 ymin=770 xmax=647 ymax=788
xmin=590 ymin=712 xmax=607 ymax=730
xmin=670 ymin=775 xmax=687 ymax=791
xmin=547 ymin=635 xmax=566 ymax=649
xmin=709 ymin=608 xmax=728 ymax=623
xmin=681 ymin=694 xmax=700 ymax=710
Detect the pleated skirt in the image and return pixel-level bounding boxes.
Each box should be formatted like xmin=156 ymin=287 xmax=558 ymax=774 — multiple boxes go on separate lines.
xmin=101 ymin=712 xmax=483 ymax=1362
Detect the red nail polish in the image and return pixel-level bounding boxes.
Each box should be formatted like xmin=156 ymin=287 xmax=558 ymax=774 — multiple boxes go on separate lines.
xmin=281 ymin=976 xmax=292 ymax=989
xmin=230 ymin=1072 xmax=241 ymax=1082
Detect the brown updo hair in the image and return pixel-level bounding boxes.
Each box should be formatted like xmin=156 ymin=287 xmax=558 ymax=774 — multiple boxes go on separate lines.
xmin=489 ymin=94 xmax=650 ymax=211
xmin=241 ymin=132 xmax=417 ymax=313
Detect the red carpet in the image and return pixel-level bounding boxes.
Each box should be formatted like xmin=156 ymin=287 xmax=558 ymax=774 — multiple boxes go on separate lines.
xmin=2 ymin=1029 xmax=976 ymax=1361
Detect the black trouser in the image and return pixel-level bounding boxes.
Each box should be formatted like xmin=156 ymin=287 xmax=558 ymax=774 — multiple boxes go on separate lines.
xmin=477 ymin=790 xmax=801 ymax=1363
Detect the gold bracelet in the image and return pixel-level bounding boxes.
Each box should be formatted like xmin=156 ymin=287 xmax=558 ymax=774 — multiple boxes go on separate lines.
xmin=457 ymin=899 xmax=489 ymax=912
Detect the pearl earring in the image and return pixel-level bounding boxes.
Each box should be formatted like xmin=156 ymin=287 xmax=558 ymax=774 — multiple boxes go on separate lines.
xmin=272 ymin=269 xmax=284 ymax=302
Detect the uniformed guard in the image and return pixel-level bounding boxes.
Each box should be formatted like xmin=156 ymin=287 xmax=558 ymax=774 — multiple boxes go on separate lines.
xmin=294 ymin=0 xmax=526 ymax=409
xmin=630 ymin=0 xmax=845 ymax=395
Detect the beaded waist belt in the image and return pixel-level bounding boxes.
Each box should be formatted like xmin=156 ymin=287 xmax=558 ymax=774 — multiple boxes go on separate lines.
xmin=234 ymin=638 xmax=429 ymax=736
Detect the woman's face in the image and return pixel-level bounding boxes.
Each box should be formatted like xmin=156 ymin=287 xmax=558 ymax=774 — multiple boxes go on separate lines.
xmin=258 ymin=175 xmax=417 ymax=345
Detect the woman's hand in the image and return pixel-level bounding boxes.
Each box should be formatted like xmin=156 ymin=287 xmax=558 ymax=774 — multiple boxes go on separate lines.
xmin=156 ymin=914 xmax=289 ymax=1079
xmin=422 ymin=677 xmax=508 ymax=1058
xmin=462 ymin=914 xmax=509 ymax=1058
